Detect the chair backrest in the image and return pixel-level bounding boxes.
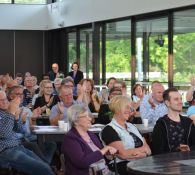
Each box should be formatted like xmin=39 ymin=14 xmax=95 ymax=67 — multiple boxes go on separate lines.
xmin=36 ymin=117 xmax=50 ymax=126
xmin=60 ymin=154 xmax=66 ymax=174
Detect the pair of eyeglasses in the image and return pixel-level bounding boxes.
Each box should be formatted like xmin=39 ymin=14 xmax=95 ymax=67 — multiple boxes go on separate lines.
xmin=44 ymin=87 xmax=53 ymax=89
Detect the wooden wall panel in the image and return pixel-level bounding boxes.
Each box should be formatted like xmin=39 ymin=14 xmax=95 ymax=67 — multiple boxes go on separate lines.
xmin=0 ymin=31 xmax=14 ymax=76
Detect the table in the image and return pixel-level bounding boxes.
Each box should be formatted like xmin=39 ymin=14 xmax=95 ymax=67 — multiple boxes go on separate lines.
xmin=32 ymin=124 xmax=105 ymax=147
xmin=32 ymin=126 xmax=66 ymax=148
xmin=127 ymin=151 xmax=195 ymax=175
xmin=135 ymin=124 xmax=154 ymax=134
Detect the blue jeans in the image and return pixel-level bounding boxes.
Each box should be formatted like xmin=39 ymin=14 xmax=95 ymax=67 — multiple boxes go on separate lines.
xmin=0 ymin=145 xmax=54 ymax=175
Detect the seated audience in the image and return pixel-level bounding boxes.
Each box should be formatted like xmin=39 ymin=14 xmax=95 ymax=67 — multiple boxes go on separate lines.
xmin=132 ymin=84 xmax=145 ymax=112
xmin=49 ymin=84 xmax=80 ymax=125
xmin=114 ymin=80 xmax=131 ymax=101
xmin=140 ymin=81 xmax=168 ymax=124
xmin=61 ymin=104 xmax=117 ymax=175
xmin=1 ymin=73 xmax=13 ymax=91
xmin=0 ymin=91 xmax=54 ymax=175
xmin=96 ymin=87 xmax=122 ymax=125
xmin=7 ymin=85 xmax=57 ymax=164
xmin=23 ymin=76 xmax=39 ymax=108
xmin=34 ymin=80 xmax=59 ymax=115
xmin=151 ymin=88 xmax=195 ymax=155
xmin=100 ymin=95 xmax=151 ymax=175
xmin=32 ymin=76 xmax=39 ymax=92
xmin=42 ymin=73 xmax=50 ymax=80
xmin=77 ymin=78 xmax=101 ymax=112
xmin=14 ymin=73 xmax=23 ymax=85
xmin=61 ymin=77 xmax=74 ymax=90
xmin=186 ymin=76 xmax=195 ymax=123
xmin=130 ymin=84 xmax=145 ymax=124
xmin=99 ymin=77 xmax=116 ymax=104
xmin=53 ymin=78 xmax=62 ymax=96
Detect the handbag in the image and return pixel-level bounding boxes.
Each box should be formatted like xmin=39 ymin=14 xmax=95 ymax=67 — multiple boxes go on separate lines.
xmin=89 ymin=156 xmax=118 ymax=175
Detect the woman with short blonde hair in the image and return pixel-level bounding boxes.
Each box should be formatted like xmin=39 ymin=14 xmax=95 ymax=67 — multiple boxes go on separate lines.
xmin=101 ymin=95 xmax=151 ymax=175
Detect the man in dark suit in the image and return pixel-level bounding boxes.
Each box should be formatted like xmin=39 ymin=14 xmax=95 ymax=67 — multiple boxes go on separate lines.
xmin=48 ymin=63 xmax=64 ymax=81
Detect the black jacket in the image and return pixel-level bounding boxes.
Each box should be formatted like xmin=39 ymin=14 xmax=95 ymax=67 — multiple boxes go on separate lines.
xmin=151 ymin=114 xmax=195 ymax=155
xmin=68 ymin=70 xmax=83 ymax=85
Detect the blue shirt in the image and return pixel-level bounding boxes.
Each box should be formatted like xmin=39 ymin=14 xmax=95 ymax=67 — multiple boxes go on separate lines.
xmin=140 ymin=94 xmax=168 ymax=124
xmin=49 ymin=100 xmax=81 ymax=122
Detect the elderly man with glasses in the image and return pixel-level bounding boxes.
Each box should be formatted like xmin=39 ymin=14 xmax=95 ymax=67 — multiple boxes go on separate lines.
xmin=0 ymin=90 xmax=54 ymax=175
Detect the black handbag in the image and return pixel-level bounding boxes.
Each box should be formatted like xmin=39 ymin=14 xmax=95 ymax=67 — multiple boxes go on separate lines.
xmin=89 ymin=155 xmax=118 ymax=175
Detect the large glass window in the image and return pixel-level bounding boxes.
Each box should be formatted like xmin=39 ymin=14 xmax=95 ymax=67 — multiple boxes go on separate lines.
xmin=80 ymin=28 xmax=93 ymax=79
xmin=173 ymin=9 xmax=195 ymax=83
xmin=136 ymin=17 xmax=168 ymax=88
xmin=106 ymin=20 xmax=131 ymax=83
xmin=0 ymin=0 xmax=11 ymax=3
xmin=14 ymin=0 xmax=46 ymax=4
xmin=68 ymin=32 xmax=76 ymax=72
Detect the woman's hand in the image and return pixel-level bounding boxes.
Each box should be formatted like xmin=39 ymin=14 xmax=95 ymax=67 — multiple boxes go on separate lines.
xmin=100 ymin=146 xmax=117 ymax=156
xmin=32 ymin=107 xmax=42 ymax=118
xmin=138 ymin=143 xmax=152 ymax=156
xmin=127 ymin=151 xmax=147 ymax=160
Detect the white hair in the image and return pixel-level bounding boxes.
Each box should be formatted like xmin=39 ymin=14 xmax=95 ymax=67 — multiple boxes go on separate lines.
xmin=67 ymin=104 xmax=88 ymax=127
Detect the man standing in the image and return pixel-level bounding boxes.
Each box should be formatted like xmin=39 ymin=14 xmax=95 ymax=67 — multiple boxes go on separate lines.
xmin=48 ymin=63 xmax=64 ymax=81
xmin=140 ymin=81 xmax=168 ymax=124
xmin=151 ymin=88 xmax=195 ymax=155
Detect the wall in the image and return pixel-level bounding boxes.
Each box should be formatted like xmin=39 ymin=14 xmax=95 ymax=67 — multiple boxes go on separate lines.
xmin=0 ymin=4 xmax=48 ymax=30
xmin=0 ymin=31 xmax=45 ymax=80
xmin=0 ymin=1 xmax=195 ymax=30
xmin=47 ymin=0 xmax=195 ymax=29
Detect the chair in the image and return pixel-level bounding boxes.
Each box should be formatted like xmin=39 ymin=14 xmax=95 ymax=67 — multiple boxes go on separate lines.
xmin=36 ymin=116 xmax=50 ymax=126
xmin=60 ymin=154 xmax=66 ymax=173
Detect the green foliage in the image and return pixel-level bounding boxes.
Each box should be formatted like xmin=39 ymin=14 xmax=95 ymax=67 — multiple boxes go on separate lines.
xmin=69 ymin=31 xmax=195 ymax=84
xmin=105 ymin=32 xmax=195 ymax=83
xmin=173 ymin=33 xmax=195 ymax=82
xmin=106 ymin=39 xmax=131 ymax=72
xmin=149 ymin=37 xmax=168 ymax=73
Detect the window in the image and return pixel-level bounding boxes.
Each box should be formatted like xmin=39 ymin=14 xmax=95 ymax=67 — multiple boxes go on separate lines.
xmin=80 ymin=28 xmax=93 ymax=79
xmin=136 ymin=17 xmax=168 ymax=84
xmin=68 ymin=32 xmax=76 ymax=72
xmin=106 ymin=20 xmax=131 ymax=82
xmin=173 ymin=9 xmax=195 ymax=83
xmin=15 ymin=0 xmax=46 ymax=4
xmin=0 ymin=0 xmax=11 ymax=3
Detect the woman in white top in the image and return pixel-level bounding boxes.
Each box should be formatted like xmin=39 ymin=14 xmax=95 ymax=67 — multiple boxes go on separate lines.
xmin=100 ymin=95 xmax=151 ymax=175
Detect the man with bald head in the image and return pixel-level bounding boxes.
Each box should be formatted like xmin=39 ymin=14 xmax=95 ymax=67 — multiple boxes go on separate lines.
xmin=140 ymin=81 xmax=168 ymax=124
xmin=48 ymin=63 xmax=64 ymax=81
